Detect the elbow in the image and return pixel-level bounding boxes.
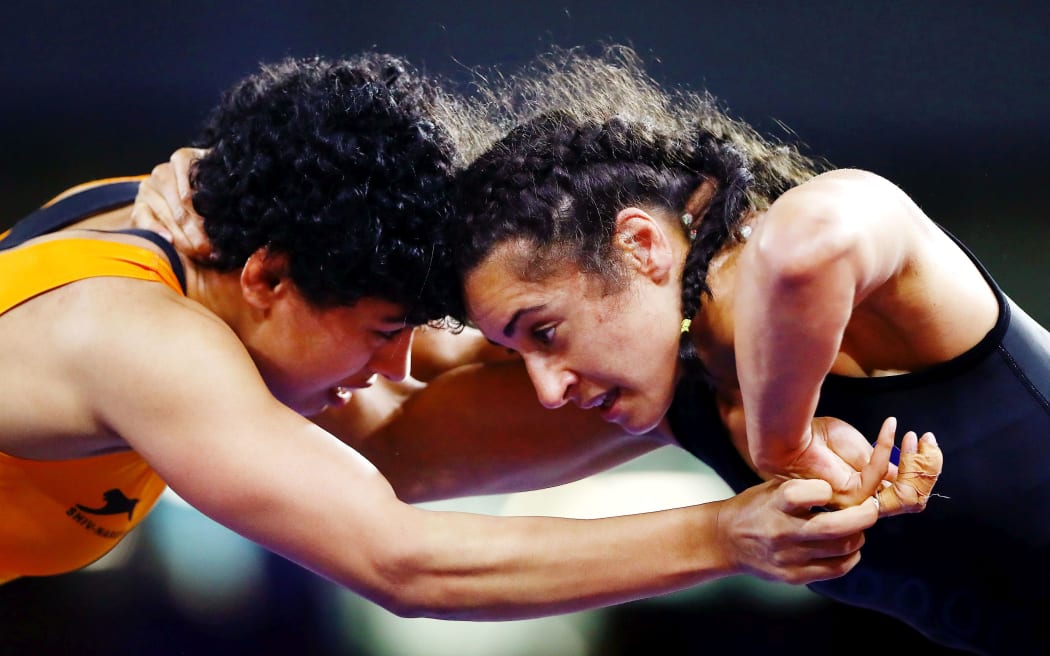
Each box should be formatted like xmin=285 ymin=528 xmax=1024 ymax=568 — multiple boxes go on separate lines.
xmin=360 ymin=540 xmax=467 ymax=619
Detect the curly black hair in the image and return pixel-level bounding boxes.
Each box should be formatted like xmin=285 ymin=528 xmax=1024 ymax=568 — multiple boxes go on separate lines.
xmin=189 ymin=53 xmax=461 ymax=326
xmin=451 ymin=46 xmax=826 ymax=375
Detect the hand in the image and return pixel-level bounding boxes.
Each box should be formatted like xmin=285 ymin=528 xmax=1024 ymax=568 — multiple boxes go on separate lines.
xmin=874 ymin=430 xmax=941 ymax=517
xmin=793 ymin=416 xmax=943 ymax=516
xmin=717 ymin=476 xmax=877 ymax=584
xmin=129 ymin=147 xmax=214 ymax=260
xmin=779 ymin=416 xmax=897 ymax=509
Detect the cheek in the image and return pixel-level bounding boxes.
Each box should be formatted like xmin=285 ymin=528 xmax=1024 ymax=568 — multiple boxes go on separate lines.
xmin=622 ymin=319 xmax=681 ymax=406
xmin=291 ymin=332 xmax=373 ymax=384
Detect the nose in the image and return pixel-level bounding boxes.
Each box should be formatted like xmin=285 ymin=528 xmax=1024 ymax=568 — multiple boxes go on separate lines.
xmin=523 ymin=354 xmax=572 ymax=409
xmin=371 ymin=329 xmax=413 ymax=382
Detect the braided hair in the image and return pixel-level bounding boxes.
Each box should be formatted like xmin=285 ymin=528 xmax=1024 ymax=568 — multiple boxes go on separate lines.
xmin=452 ymin=46 xmax=824 ymax=376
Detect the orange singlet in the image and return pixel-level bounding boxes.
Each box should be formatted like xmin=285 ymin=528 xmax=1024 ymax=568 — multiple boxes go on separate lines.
xmin=0 ymin=179 xmax=176 ymax=583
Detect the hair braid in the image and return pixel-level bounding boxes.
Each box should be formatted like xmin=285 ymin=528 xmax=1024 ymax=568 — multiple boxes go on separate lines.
xmin=677 ymin=133 xmax=756 ymax=377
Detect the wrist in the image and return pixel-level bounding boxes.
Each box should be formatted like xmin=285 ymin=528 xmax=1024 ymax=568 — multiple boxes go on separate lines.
xmin=751 ymin=434 xmax=810 ymax=474
xmin=709 ymin=499 xmax=741 ymax=576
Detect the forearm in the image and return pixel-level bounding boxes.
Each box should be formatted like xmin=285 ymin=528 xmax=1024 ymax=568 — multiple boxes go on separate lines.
xmin=357 ymin=502 xmax=728 ymax=620
xmin=735 ymin=219 xmax=854 ymax=470
xmin=320 ymin=360 xmax=662 ymax=503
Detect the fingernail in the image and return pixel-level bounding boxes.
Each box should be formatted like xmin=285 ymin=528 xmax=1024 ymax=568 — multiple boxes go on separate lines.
xmin=924 ymin=433 xmax=937 ymax=447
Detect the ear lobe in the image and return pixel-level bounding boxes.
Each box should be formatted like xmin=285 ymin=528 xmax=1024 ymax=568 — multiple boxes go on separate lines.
xmin=241 ymin=248 xmax=291 ymax=309
xmin=613 ymin=208 xmax=674 ymax=282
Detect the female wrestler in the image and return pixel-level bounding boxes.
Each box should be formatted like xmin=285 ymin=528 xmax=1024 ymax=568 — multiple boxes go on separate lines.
xmin=434 ymin=49 xmax=1046 ymax=653
xmin=0 ymin=53 xmax=920 ymax=621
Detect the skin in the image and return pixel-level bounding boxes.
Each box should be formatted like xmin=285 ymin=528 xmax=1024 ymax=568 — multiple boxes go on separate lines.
xmin=0 ymin=170 xmax=908 ymax=622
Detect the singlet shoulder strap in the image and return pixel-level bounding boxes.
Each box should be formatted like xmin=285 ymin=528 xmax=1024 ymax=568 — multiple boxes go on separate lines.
xmin=1 ymin=180 xmax=142 ymax=252
xmin=101 ymin=228 xmax=187 ymax=294
xmin=0 ymin=180 xmax=187 ymax=294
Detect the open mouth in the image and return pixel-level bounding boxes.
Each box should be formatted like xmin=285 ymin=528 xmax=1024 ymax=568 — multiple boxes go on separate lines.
xmin=589 ymin=388 xmax=620 ymax=415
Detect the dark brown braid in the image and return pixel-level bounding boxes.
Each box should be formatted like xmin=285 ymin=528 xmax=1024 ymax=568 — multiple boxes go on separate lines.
xmin=676 ymin=133 xmax=756 ymax=377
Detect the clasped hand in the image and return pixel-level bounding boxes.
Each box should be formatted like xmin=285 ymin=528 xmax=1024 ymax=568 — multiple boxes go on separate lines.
xmin=784 ymin=416 xmax=942 ymax=516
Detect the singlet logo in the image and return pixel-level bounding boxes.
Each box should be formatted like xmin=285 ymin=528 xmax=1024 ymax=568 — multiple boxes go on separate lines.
xmin=66 ymin=488 xmax=139 ymax=540
xmin=75 ymin=488 xmax=139 ymax=520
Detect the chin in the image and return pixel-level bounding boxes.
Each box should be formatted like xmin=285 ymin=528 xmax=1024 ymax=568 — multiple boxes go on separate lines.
xmin=617 ymin=411 xmax=662 ymax=435
xmin=618 ymin=395 xmax=674 ymax=435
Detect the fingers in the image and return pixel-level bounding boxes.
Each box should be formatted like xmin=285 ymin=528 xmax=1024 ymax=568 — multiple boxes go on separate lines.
xmin=130 ymin=165 xmax=176 ymax=240
xmin=799 ymin=533 xmax=866 ymax=561
xmin=802 ymin=495 xmax=879 ymax=537
xmin=769 ymin=485 xmax=872 ymax=583
xmin=900 ymin=430 xmax=918 ymax=455
xmin=171 ymin=147 xmax=207 ymax=200
xmin=776 ymin=478 xmax=878 ymax=536
xmin=725 ymin=478 xmax=874 ymax=585
xmin=165 ymin=148 xmax=212 ymax=258
xmin=786 ymin=551 xmax=862 ymax=584
xmin=876 ymin=432 xmax=942 ymax=517
xmin=776 ymin=477 xmax=833 ymax=513
xmin=857 ymin=416 xmax=895 ymax=498
xmin=129 ymin=149 xmax=213 ymax=259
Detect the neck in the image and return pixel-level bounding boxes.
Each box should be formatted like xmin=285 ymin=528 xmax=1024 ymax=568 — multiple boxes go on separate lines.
xmin=182 ymin=263 xmax=251 ymax=332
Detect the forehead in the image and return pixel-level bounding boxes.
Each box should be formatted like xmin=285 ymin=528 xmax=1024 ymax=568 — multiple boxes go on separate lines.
xmin=321 ymin=295 xmax=410 ymax=326
xmin=463 ymin=243 xmax=612 ymax=336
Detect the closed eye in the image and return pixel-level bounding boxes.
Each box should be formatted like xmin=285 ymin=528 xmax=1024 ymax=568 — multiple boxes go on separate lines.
xmin=375 ymin=327 xmax=407 ymax=341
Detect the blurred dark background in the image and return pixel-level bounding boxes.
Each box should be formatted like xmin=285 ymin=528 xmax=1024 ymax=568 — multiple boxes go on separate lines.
xmin=1 ymin=1 xmax=1046 ymax=654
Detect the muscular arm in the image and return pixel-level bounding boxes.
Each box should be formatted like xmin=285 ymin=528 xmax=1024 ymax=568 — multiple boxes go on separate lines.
xmin=316 ymin=358 xmax=671 ymax=503
xmin=72 ymin=281 xmax=878 ymax=620
xmin=734 ymin=169 xmax=914 ymax=481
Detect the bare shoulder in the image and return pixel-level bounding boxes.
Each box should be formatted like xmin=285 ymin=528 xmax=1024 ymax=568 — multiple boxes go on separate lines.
xmin=775 ymin=168 xmax=921 ymax=218
xmin=761 ymin=168 xmax=932 ymax=259
xmin=0 ymin=275 xmax=247 ymax=458
xmin=54 ymin=276 xmax=231 ymax=374
xmin=52 ymin=277 xmax=267 ymax=441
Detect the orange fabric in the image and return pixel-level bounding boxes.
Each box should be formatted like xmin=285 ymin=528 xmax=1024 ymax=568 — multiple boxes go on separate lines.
xmin=0 ymin=451 xmax=168 ymax=582
xmin=0 ymin=207 xmax=177 ymax=583
xmin=0 ymin=238 xmax=183 ymax=316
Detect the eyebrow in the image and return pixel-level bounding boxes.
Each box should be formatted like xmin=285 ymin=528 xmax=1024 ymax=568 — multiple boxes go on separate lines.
xmin=503 ymin=304 xmax=545 ymax=338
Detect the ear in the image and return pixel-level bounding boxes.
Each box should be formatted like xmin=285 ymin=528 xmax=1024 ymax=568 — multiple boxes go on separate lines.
xmin=240 ymin=248 xmax=292 ymax=310
xmin=613 ymin=207 xmax=676 ymax=283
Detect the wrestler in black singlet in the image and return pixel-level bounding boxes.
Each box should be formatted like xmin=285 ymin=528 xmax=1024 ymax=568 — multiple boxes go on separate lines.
xmin=669 ymin=230 xmax=1050 ymax=655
